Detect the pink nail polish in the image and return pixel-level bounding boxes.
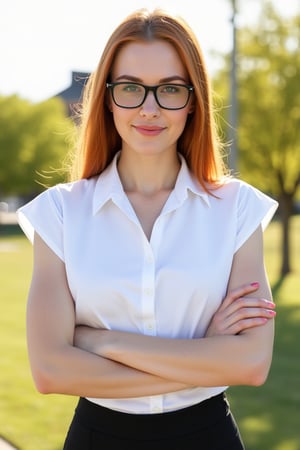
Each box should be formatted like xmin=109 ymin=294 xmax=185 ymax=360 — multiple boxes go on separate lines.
xmin=266 ymin=301 xmax=276 ymax=308
xmin=250 ymin=282 xmax=259 ymax=288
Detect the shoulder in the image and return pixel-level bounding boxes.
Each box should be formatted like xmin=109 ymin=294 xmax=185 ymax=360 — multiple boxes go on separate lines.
xmin=19 ymin=177 xmax=99 ymax=220
xmin=209 ymin=177 xmax=278 ymax=219
xmin=212 ymin=177 xmax=275 ymax=202
xmin=215 ymin=177 xmax=252 ymax=193
xmin=50 ymin=177 xmax=98 ymax=196
xmin=209 ymin=177 xmax=256 ymax=203
xmin=44 ymin=177 xmax=98 ymax=207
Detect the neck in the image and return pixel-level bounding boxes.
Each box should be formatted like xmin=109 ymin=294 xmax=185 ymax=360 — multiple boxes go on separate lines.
xmin=117 ymin=150 xmax=181 ymax=196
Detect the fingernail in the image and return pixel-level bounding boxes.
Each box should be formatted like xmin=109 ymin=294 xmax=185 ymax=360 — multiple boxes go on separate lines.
xmin=268 ymin=310 xmax=276 ymax=316
xmin=266 ymin=301 xmax=276 ymax=308
xmin=250 ymin=282 xmax=260 ymax=288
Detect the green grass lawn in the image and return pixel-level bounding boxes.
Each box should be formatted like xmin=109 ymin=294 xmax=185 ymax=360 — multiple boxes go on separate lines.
xmin=0 ymin=218 xmax=299 ymax=450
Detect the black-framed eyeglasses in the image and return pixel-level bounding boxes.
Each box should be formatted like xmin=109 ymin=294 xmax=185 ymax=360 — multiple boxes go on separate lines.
xmin=106 ymin=82 xmax=194 ymax=110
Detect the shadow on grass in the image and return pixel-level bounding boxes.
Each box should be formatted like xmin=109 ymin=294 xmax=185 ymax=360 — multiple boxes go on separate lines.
xmin=228 ymin=275 xmax=300 ymax=450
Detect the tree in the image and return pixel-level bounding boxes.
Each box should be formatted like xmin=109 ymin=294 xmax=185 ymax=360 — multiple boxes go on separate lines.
xmin=214 ymin=2 xmax=300 ymax=276
xmin=0 ymin=95 xmax=75 ymax=197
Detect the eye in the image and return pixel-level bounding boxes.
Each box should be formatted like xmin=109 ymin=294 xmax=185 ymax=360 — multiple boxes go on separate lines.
xmin=159 ymin=85 xmax=181 ymax=94
xmin=121 ymin=83 xmax=142 ymax=93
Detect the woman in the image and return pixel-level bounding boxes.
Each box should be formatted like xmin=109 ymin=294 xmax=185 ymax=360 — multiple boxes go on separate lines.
xmin=18 ymin=8 xmax=278 ymax=449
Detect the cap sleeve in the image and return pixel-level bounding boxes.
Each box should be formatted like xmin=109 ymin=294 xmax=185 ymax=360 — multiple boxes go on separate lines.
xmin=17 ymin=186 xmax=64 ymax=261
xmin=235 ymin=182 xmax=278 ymax=252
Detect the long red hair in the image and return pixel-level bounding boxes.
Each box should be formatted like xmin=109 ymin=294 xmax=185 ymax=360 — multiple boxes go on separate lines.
xmin=70 ymin=8 xmax=227 ymax=190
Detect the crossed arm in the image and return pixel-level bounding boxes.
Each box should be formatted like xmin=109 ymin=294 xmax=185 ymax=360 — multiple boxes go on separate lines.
xmin=26 ymin=225 xmax=275 ymax=398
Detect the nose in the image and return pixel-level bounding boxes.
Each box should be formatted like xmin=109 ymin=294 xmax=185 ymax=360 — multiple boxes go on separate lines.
xmin=139 ymin=90 xmax=160 ymax=117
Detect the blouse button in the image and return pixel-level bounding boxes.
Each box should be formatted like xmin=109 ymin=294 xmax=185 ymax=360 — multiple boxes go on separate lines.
xmin=144 ymin=287 xmax=153 ymax=296
xmin=146 ymin=254 xmax=153 ymax=264
xmin=152 ymin=405 xmax=161 ymax=413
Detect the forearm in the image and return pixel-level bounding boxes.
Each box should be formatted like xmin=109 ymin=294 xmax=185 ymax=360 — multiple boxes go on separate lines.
xmin=90 ymin=321 xmax=274 ymax=387
xmin=32 ymin=343 xmax=188 ymax=398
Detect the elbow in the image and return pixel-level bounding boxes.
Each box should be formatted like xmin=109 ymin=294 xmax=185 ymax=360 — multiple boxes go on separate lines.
xmin=28 ymin=346 xmax=74 ymax=395
xmin=246 ymin=370 xmax=268 ymax=387
xmin=233 ymin=332 xmax=274 ymax=387
xmin=248 ymin=364 xmax=271 ymax=387
xmin=32 ymin=367 xmax=59 ymax=394
xmin=242 ymin=356 xmax=272 ymax=387
xmin=30 ymin=356 xmax=70 ymax=394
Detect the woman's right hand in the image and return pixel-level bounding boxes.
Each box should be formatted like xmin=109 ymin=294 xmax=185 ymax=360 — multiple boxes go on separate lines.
xmin=205 ymin=282 xmax=276 ymax=338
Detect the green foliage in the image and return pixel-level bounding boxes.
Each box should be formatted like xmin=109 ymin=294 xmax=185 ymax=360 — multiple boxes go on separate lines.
xmin=213 ymin=3 xmax=300 ymax=200
xmin=0 ymin=95 xmax=76 ymax=196
xmin=0 ymin=217 xmax=299 ymax=449
xmin=237 ymin=4 xmax=300 ymax=199
xmin=213 ymin=2 xmax=300 ymax=275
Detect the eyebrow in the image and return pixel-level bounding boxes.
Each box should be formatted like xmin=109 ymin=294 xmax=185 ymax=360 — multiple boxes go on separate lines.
xmin=114 ymin=75 xmax=188 ymax=84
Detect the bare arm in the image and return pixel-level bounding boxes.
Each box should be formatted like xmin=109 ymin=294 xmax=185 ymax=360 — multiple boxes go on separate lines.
xmin=75 ymin=225 xmax=275 ymax=387
xmin=26 ymin=232 xmax=188 ymax=397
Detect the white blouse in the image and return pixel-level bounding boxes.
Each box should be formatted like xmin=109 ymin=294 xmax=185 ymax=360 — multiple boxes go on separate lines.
xmin=18 ymin=154 xmax=278 ymax=414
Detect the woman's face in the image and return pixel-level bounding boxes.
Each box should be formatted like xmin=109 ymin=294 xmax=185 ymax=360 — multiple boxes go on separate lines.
xmin=108 ymin=40 xmax=193 ymax=158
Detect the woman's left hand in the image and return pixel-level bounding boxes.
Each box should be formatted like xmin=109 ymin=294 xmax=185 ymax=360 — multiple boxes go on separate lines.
xmin=205 ymin=282 xmax=276 ymax=338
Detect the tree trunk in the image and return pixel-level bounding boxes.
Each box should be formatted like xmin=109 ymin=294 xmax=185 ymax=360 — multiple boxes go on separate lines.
xmin=278 ymin=193 xmax=293 ymax=276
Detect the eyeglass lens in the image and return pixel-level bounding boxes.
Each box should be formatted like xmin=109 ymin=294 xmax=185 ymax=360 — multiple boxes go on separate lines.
xmin=111 ymin=83 xmax=191 ymax=109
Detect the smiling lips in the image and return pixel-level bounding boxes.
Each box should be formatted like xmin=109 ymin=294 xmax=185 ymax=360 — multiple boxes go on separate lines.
xmin=133 ymin=125 xmax=166 ymax=136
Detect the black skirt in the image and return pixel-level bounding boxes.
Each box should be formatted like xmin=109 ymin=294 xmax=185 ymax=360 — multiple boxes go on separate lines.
xmin=63 ymin=393 xmax=245 ymax=450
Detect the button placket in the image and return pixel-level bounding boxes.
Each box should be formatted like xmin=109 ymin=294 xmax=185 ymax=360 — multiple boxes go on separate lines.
xmin=141 ymin=238 xmax=156 ymax=336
